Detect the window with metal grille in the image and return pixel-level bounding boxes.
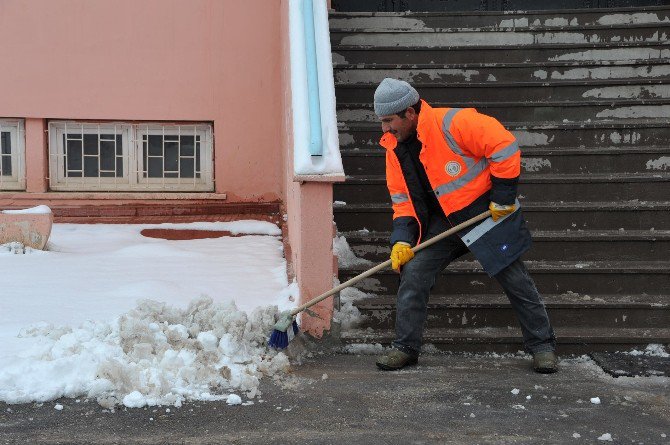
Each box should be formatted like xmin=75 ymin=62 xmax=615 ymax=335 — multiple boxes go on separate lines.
xmin=48 ymin=122 xmax=213 ymax=191
xmin=0 ymin=119 xmax=26 ymax=191
xmin=136 ymin=124 xmax=211 ymax=189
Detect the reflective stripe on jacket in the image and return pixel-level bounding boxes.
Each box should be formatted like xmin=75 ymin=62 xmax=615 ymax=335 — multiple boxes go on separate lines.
xmin=381 ymin=101 xmax=531 ymax=276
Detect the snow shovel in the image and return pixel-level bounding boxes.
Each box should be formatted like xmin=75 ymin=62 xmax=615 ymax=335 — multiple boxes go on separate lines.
xmin=268 ymin=210 xmax=493 ymax=349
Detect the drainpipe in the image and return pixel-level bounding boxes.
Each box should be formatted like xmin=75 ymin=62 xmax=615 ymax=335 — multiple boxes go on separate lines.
xmin=303 ymin=0 xmax=323 ymax=156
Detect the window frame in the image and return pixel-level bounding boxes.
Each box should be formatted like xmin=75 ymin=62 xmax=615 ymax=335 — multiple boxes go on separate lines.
xmin=48 ymin=121 xmax=132 ymax=191
xmin=0 ymin=119 xmax=26 ymax=191
xmin=48 ymin=121 xmax=214 ymax=192
xmin=134 ymin=123 xmax=214 ymax=191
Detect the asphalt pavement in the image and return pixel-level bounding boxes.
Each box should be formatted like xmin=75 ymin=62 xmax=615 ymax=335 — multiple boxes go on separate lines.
xmin=1 ymin=352 xmax=668 ymax=445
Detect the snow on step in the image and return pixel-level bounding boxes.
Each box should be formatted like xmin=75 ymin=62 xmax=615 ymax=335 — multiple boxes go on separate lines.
xmin=330 ymin=11 xmax=670 ymax=31
xmin=338 ymin=30 xmax=668 ymax=48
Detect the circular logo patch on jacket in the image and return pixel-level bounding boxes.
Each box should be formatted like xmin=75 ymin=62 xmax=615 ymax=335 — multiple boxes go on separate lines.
xmin=445 ymin=161 xmax=462 ymax=177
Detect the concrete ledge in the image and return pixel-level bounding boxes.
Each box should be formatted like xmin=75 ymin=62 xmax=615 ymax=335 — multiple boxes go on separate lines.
xmin=0 ymin=192 xmax=228 ymax=200
xmin=293 ymin=174 xmax=346 ymax=183
xmin=0 ymin=206 xmax=53 ymax=250
xmin=0 ymin=200 xmax=281 ymax=225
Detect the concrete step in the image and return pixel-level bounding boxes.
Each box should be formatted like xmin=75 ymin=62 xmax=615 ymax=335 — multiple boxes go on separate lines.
xmin=0 ymin=199 xmax=281 ymax=225
xmin=338 ymin=260 xmax=670 ymax=295
xmin=338 ymin=121 xmax=670 ymax=150
xmin=334 ymin=58 xmax=670 ymax=70
xmin=329 ymin=7 xmax=670 ymax=31
xmin=335 ymin=80 xmax=670 ymax=103
xmin=334 ymin=173 xmax=670 ymax=203
xmin=332 ymin=42 xmax=670 ymax=65
xmin=340 ymin=326 xmax=670 ymax=354
xmin=330 ymin=25 xmax=668 ymax=47
xmin=338 ymin=229 xmax=670 ymax=262
xmin=331 ymin=2 xmax=668 ymax=13
xmin=337 ymin=99 xmax=670 ymax=123
xmin=334 ymin=61 xmax=670 ymax=83
xmin=352 ymin=293 xmax=670 ymax=330
xmin=517 ymin=174 xmax=668 ymax=201
xmin=340 ymin=146 xmax=670 ymax=176
xmin=334 ymin=201 xmax=670 ymax=231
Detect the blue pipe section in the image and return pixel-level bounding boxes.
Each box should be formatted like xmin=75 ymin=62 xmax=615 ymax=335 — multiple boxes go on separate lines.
xmin=303 ymin=0 xmax=323 ymax=156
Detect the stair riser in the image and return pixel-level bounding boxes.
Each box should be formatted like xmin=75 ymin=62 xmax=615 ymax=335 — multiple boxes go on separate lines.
xmin=518 ymin=181 xmax=666 ymax=201
xmin=338 ymin=103 xmax=670 ymax=123
xmin=338 ymin=126 xmax=670 ymax=150
xmin=330 ymin=10 xmax=670 ymax=31
xmin=340 ymin=337 xmax=670 ymax=354
xmin=334 ymin=208 xmax=669 ymax=231
xmin=334 ymin=181 xmax=668 ymax=204
xmin=332 ymin=45 xmax=670 ymax=65
xmin=341 ymin=151 xmax=670 ymax=176
xmin=331 ymin=27 xmax=669 ymax=47
xmin=340 ymin=270 xmax=670 ymax=295
xmin=357 ymin=307 xmax=669 ymax=329
xmin=344 ymin=239 xmax=670 ymax=262
xmin=335 ymin=82 xmax=670 ymax=103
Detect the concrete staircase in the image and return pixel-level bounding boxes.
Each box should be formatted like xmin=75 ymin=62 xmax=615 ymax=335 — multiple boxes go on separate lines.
xmin=330 ymin=6 xmax=670 ymax=353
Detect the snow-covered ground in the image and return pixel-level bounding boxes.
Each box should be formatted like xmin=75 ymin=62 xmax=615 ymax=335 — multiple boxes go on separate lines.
xmin=0 ymin=221 xmax=298 ymax=408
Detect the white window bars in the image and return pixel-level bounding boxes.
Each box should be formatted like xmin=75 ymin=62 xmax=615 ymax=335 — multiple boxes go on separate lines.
xmin=48 ymin=122 xmax=213 ymax=191
xmin=0 ymin=119 xmax=26 ymax=191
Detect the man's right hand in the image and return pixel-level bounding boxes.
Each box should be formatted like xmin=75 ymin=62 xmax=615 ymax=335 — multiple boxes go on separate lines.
xmin=391 ymin=242 xmax=414 ymax=272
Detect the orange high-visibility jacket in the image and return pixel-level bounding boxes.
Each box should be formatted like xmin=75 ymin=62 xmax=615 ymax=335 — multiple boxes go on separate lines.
xmin=380 ymin=101 xmax=530 ymax=276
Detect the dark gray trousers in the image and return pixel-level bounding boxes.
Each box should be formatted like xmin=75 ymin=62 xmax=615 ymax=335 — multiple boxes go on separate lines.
xmin=392 ymin=218 xmax=556 ymax=356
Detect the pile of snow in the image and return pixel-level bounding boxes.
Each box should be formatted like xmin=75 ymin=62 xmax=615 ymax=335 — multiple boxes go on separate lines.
xmin=147 ymin=220 xmax=282 ymax=236
xmin=331 ymin=235 xmax=375 ymax=330
xmin=226 ymin=394 xmax=243 ymax=406
xmin=0 ymin=222 xmax=298 ymax=408
xmin=0 ymin=298 xmax=290 ymax=409
xmin=333 ymin=287 xmax=373 ymax=330
xmin=333 ymin=235 xmax=372 ymax=268
xmin=0 ymin=241 xmax=41 ymax=255
xmin=623 ymin=344 xmax=670 ymax=357
xmin=1 ymin=205 xmax=52 ymax=214
xmin=342 ymin=343 xmax=386 ymax=355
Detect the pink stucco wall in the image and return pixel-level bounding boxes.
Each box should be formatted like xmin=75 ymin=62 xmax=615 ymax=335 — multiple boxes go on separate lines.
xmin=280 ymin=1 xmax=343 ymax=338
xmin=0 ymin=0 xmax=283 ymax=202
xmin=1 ymin=0 xmax=340 ymax=339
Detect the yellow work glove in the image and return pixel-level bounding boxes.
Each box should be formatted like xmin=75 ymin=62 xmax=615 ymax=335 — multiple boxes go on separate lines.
xmin=391 ymin=241 xmax=414 ymax=272
xmin=489 ymin=201 xmax=517 ymax=222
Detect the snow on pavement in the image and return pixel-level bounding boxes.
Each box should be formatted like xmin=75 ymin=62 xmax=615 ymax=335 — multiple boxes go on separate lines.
xmin=0 ymin=221 xmax=298 ymax=408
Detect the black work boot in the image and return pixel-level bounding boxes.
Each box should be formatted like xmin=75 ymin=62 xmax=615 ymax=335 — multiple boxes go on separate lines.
xmin=376 ymin=348 xmax=418 ymax=371
xmin=533 ymin=351 xmax=559 ymax=373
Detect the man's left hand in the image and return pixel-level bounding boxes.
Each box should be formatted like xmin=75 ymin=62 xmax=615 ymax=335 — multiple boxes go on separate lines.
xmin=489 ymin=202 xmax=516 ymax=221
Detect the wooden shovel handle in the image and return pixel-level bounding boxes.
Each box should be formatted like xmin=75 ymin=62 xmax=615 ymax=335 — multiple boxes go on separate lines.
xmin=290 ymin=210 xmax=492 ymax=316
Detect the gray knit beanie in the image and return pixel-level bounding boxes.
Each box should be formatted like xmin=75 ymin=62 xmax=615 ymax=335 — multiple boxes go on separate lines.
xmin=374 ymin=78 xmax=420 ymax=117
